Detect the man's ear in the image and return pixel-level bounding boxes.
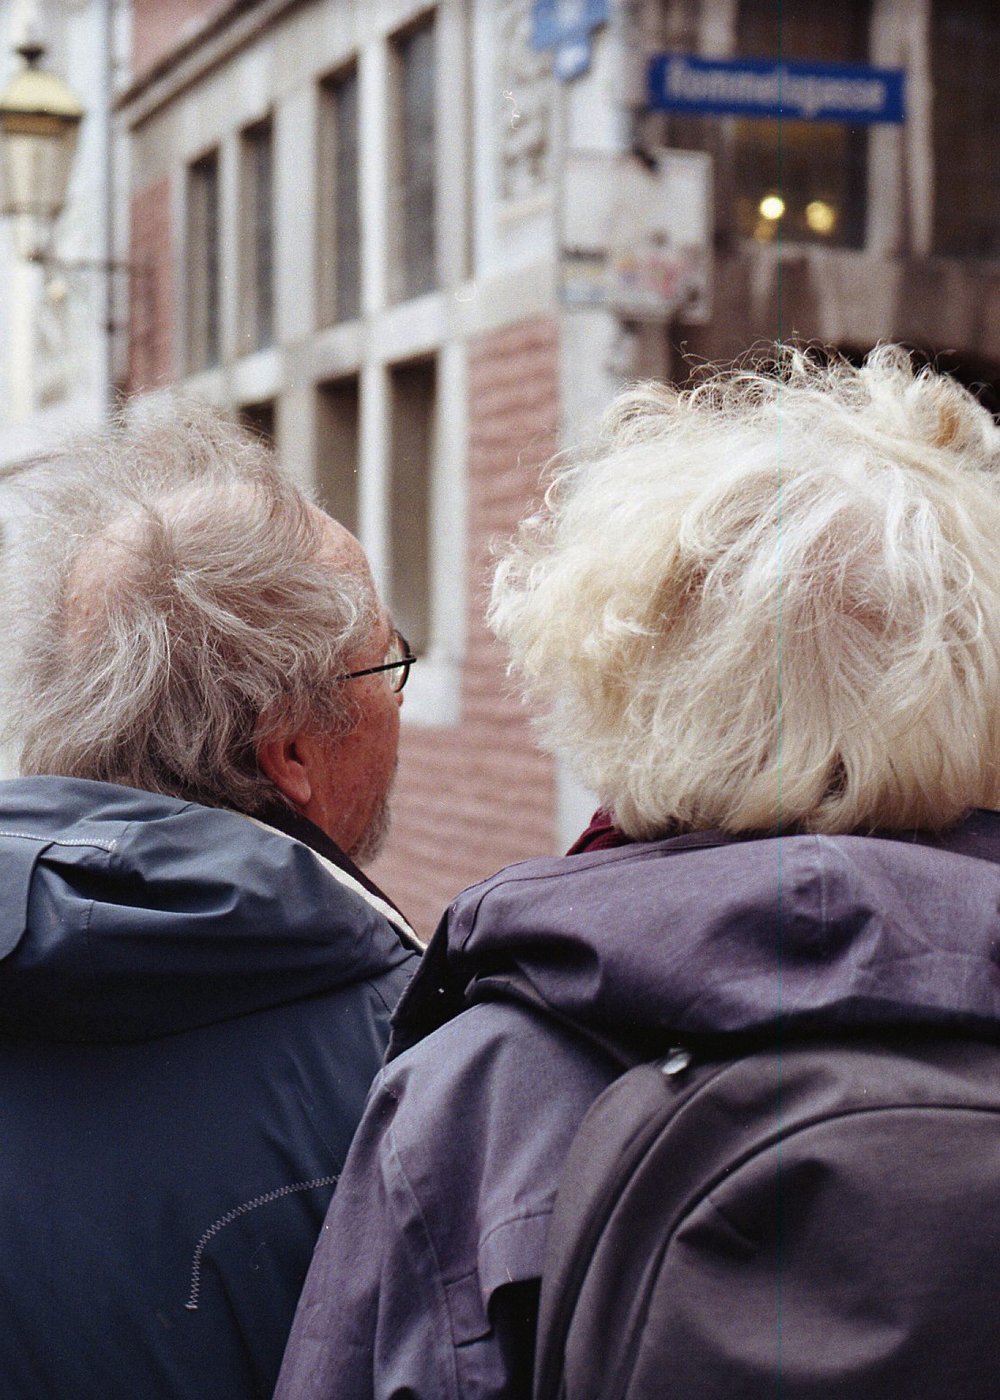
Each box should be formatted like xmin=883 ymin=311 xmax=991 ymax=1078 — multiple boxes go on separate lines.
xmin=257 ymin=733 xmax=313 ymax=809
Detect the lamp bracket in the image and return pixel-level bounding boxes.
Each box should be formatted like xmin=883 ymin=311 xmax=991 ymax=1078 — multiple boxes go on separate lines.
xmin=26 ymin=254 xmax=146 ymax=274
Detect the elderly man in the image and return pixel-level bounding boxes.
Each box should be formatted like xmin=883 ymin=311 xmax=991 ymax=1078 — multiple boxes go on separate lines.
xmin=0 ymin=406 xmax=419 ymax=1399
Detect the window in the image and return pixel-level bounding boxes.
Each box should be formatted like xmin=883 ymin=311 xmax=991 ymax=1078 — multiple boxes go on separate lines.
xmin=932 ymin=0 xmax=1000 ymax=257
xmin=308 ymin=7 xmax=467 ymax=726
xmin=318 ymin=67 xmax=361 ymax=325
xmin=388 ymin=358 xmax=436 ymax=653
xmin=186 ymin=150 xmax=220 ymax=370
xmin=167 ymin=5 xmax=467 ymax=726
xmin=666 ymin=1 xmax=872 ymax=250
xmin=390 ymin=16 xmax=437 ymax=301
xmin=316 ymin=377 xmax=360 ymax=535
xmin=732 ymin=0 xmax=871 ymax=247
xmin=240 ymin=119 xmax=275 ymax=350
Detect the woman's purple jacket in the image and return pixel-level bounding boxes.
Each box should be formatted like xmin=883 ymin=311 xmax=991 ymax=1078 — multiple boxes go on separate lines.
xmin=276 ymin=812 xmax=1000 ymax=1400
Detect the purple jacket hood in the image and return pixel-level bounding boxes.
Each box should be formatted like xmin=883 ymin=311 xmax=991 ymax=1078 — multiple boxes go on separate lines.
xmin=391 ymin=814 xmax=1000 ymax=1062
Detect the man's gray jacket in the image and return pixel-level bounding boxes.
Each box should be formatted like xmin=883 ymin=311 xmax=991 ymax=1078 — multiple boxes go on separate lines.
xmin=0 ymin=775 xmax=418 ymax=1399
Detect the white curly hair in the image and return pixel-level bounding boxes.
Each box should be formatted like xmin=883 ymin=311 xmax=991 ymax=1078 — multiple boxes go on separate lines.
xmin=490 ymin=346 xmax=1000 ymax=838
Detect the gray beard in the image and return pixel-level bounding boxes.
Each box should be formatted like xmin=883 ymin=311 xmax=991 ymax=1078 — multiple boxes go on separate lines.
xmin=348 ymin=792 xmax=391 ymax=868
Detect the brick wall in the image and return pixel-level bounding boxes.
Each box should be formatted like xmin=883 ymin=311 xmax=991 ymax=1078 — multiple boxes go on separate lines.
xmin=369 ymin=316 xmax=562 ymax=940
xmin=131 ymin=0 xmax=230 ymax=80
xmin=128 ymin=178 xmax=174 ymax=394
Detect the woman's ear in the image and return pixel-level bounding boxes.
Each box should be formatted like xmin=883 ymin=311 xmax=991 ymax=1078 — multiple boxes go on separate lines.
xmin=256 ymin=733 xmax=313 ymax=809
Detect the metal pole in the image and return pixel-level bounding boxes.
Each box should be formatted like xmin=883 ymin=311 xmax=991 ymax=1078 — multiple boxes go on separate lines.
xmin=102 ymin=0 xmax=116 ymax=413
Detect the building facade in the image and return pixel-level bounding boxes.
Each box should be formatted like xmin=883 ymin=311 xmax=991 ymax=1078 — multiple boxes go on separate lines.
xmin=3 ymin=0 xmax=1000 ymax=934
xmin=118 ymin=0 xmax=574 ymax=936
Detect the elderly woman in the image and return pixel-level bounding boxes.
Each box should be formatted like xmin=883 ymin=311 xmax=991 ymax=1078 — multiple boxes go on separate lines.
xmin=276 ymin=347 xmax=1000 ymax=1400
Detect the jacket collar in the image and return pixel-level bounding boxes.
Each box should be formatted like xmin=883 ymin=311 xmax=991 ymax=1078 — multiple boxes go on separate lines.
xmin=254 ymin=804 xmax=421 ymax=949
xmin=390 ymin=815 xmax=1000 ymax=1062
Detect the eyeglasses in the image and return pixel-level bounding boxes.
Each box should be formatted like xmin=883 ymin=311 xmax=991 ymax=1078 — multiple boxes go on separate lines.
xmin=338 ymin=628 xmax=416 ymax=694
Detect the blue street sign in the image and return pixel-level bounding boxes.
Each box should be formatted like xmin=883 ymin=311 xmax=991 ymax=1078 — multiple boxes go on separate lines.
xmin=531 ymin=0 xmax=609 ymax=52
xmin=648 ymin=53 xmax=906 ymax=125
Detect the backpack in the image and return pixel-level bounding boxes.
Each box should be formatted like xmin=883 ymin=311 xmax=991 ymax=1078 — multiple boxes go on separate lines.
xmin=533 ymin=1034 xmax=1000 ymax=1400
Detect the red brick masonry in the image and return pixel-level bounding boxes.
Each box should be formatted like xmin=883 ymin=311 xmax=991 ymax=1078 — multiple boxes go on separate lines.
xmin=371 ymin=316 xmax=562 ymax=940
xmin=128 ymin=177 xmax=174 ymax=394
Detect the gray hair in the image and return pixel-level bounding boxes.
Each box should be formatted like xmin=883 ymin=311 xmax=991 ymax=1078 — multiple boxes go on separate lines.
xmin=491 ymin=345 xmax=1000 ymax=838
xmin=2 ymin=401 xmax=374 ymax=813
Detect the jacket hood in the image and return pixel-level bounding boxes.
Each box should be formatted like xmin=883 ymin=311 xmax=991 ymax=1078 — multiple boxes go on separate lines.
xmin=0 ymin=776 xmax=416 ymax=1044
xmin=392 ymin=814 xmax=1000 ymax=1062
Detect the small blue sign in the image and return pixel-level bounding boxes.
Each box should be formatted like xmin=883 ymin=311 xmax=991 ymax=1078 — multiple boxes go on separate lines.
xmin=553 ymin=35 xmax=594 ymax=81
xmin=531 ymin=0 xmax=609 ymax=52
xmin=648 ymin=53 xmax=906 ymax=125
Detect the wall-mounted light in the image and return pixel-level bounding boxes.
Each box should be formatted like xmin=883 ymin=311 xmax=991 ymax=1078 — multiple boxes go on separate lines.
xmin=805 ymin=199 xmax=837 ymax=235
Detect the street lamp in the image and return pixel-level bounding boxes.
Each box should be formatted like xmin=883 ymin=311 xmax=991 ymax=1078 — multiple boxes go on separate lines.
xmin=0 ymin=38 xmax=84 ymax=261
xmin=0 ymin=34 xmax=148 ymax=410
